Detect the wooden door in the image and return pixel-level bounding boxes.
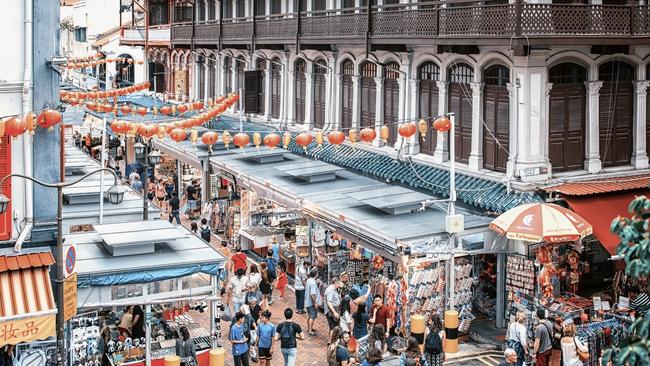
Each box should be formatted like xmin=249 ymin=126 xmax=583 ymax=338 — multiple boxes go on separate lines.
xmin=0 ymin=136 xmax=11 ymax=240
xmin=383 ymin=62 xmax=400 ymax=146
xmin=448 ymin=84 xmax=472 ymax=163
xmin=360 ymin=62 xmax=377 ymax=129
xmin=313 ymin=62 xmax=327 ymax=129
xmin=224 ymin=58 xmax=232 ymax=93
xmin=198 ymin=61 xmax=206 ymax=100
xmin=341 ymin=60 xmax=354 ymax=131
xmin=548 ymin=85 xmax=586 ymax=171
xmin=271 ymin=61 xmax=281 ymax=118
xmin=482 ymin=65 xmax=510 ymax=172
xmin=418 ymin=62 xmax=439 ymax=155
xmin=294 ymin=59 xmax=307 ymax=124
xmin=599 ymin=82 xmax=633 ymax=166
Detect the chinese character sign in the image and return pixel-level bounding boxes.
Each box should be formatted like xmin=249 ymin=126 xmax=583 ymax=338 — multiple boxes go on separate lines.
xmin=0 ymin=314 xmax=56 ymax=346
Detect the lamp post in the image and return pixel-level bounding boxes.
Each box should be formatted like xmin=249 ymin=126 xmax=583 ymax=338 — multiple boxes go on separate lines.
xmin=0 ymin=169 xmax=126 ymax=366
xmin=135 ymin=139 xmax=162 ymax=220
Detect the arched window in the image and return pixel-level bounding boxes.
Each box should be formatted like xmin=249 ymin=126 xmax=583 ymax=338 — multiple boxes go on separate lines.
xmin=483 ymin=65 xmax=510 ymax=172
xmin=223 ymin=57 xmax=232 ymax=93
xmin=115 ymin=54 xmax=134 ymax=87
xmin=359 ymin=61 xmax=377 ymax=128
xmin=383 ymin=62 xmax=400 ymax=146
xmin=270 ymin=57 xmax=281 ymax=118
xmin=294 ymin=58 xmax=307 ymax=124
xmin=418 ymin=62 xmax=439 ymax=155
xmin=548 ymin=62 xmax=587 ymax=172
xmin=340 ymin=59 xmax=355 ymax=131
xmin=256 ymin=58 xmax=266 ymax=115
xmin=313 ymin=59 xmax=328 ymax=129
xmin=448 ymin=63 xmax=474 ymax=163
xmin=599 ymin=60 xmax=635 ymax=167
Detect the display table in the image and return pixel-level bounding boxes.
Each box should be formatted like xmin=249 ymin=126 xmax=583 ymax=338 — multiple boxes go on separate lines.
xmin=114 ymin=349 xmax=211 ymax=366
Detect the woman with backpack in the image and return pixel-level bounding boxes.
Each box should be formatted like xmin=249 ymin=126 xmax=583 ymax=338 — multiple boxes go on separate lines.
xmin=399 ymin=337 xmax=428 ymax=366
xmin=506 ymin=312 xmax=528 ymax=366
xmin=423 ymin=314 xmax=445 ymax=366
xmin=200 ymin=218 xmax=211 ymax=242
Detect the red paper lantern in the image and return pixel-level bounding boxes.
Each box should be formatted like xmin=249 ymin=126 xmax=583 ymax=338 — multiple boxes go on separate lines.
xmin=68 ymin=98 xmax=79 ymax=106
xmin=59 ymin=90 xmax=68 ymax=99
xmin=87 ymin=92 xmax=97 ymax=99
xmin=140 ymin=124 xmax=158 ymax=139
xmin=263 ymin=133 xmax=281 ymax=149
xmin=110 ymin=119 xmax=122 ymax=133
xmin=398 ymin=122 xmax=417 ymax=138
xmin=120 ymin=105 xmax=132 ymax=115
xmin=201 ymin=131 xmax=219 ymax=147
xmin=37 ymin=109 xmax=62 ymax=129
xmin=137 ymin=107 xmax=147 ymax=116
xmin=170 ymin=128 xmax=186 ymax=142
xmin=327 ymin=131 xmax=345 ymax=146
xmin=4 ymin=117 xmax=26 ymax=137
xmin=177 ymin=104 xmax=188 ymax=114
xmin=432 ymin=115 xmax=451 ymax=133
xmin=86 ymin=102 xmax=97 ymax=111
xmin=233 ymin=132 xmax=250 ymax=149
xmin=159 ymin=106 xmax=172 ymax=116
xmin=192 ymin=101 xmax=204 ymax=111
xmin=295 ymin=132 xmax=313 ymax=151
xmin=143 ymin=81 xmax=151 ymax=89
xmin=359 ymin=127 xmax=376 ymax=143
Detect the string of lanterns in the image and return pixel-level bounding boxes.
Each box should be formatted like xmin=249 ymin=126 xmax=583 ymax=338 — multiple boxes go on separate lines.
xmin=0 ymin=109 xmax=63 ymax=139
xmin=60 ymin=82 xmax=151 ymax=109
xmin=64 ymin=53 xmax=144 ymax=71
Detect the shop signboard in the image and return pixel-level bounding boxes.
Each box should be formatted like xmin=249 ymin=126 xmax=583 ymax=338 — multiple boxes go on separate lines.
xmin=64 ymin=273 xmax=78 ymax=321
xmin=0 ymin=314 xmax=56 ymax=347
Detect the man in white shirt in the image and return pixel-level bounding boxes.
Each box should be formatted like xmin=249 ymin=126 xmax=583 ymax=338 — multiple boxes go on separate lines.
xmin=227 ymin=268 xmax=248 ymax=315
xmin=294 ymin=261 xmax=309 ymax=314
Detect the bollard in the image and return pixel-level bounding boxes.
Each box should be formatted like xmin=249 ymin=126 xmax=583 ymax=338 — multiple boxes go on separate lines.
xmin=164 ymin=355 xmax=180 ymax=366
xmin=209 ymin=348 xmax=225 ymax=366
xmin=411 ymin=314 xmax=426 ymax=352
xmin=444 ymin=310 xmax=459 ymax=353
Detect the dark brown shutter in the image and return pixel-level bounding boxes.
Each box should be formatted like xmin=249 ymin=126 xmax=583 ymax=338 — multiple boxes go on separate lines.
xmin=448 ymin=83 xmax=472 ymax=163
xmin=341 ymin=75 xmax=353 ymax=131
xmin=384 ymin=79 xmax=399 ymax=146
xmin=647 ymin=87 xmax=650 ymax=157
xmin=548 ymin=84 xmax=586 ymax=171
xmin=208 ymin=60 xmax=216 ymax=98
xmin=244 ymin=70 xmax=261 ymax=114
xmin=271 ymin=61 xmax=281 ymax=118
xmin=313 ymin=64 xmax=327 ymax=129
xmin=360 ymin=77 xmax=376 ymax=128
xmin=294 ymin=60 xmax=306 ymax=124
xmin=224 ymin=58 xmax=232 ymax=93
xmin=257 ymin=59 xmax=266 ymax=115
xmin=483 ymin=85 xmax=509 ymax=172
xmin=599 ymin=82 xmax=633 ymax=166
xmin=417 ymin=62 xmax=439 ymax=155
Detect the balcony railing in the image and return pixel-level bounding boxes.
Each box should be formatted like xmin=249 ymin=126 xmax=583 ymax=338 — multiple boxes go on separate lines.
xmin=121 ymin=25 xmax=171 ymax=44
xmin=171 ymin=1 xmax=650 ymax=45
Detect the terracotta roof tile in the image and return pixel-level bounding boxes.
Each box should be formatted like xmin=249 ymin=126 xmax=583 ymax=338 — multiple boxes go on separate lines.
xmin=0 ymin=252 xmax=55 ymax=273
xmin=27 ymin=253 xmax=42 ymax=267
xmin=5 ymin=256 xmax=18 ymax=271
xmin=544 ymin=174 xmax=650 ymax=196
xmin=0 ymin=257 xmax=6 ymax=272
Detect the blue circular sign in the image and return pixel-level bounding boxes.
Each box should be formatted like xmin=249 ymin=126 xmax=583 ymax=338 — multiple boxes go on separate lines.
xmin=65 ymin=246 xmax=76 ymax=275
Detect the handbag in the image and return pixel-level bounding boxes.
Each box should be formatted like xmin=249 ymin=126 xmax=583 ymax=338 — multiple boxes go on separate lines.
xmin=574 ymin=337 xmax=590 ymax=362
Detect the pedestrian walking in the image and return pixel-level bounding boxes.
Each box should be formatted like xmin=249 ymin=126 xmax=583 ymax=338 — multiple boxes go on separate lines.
xmin=259 ymin=262 xmax=272 ymax=311
xmin=200 ymin=218 xmax=212 ymax=242
xmin=230 ymin=312 xmax=250 ymax=366
xmin=399 ymin=337 xmax=428 ymax=366
xmin=325 ymin=277 xmax=344 ymax=340
xmin=304 ymin=268 xmax=321 ymax=336
xmin=533 ymin=309 xmax=554 ymax=366
xmin=256 ymin=310 xmax=275 ymax=366
xmin=499 ymin=348 xmax=518 ymax=366
xmin=155 ymin=179 xmax=167 ymax=211
xmin=339 ymin=297 xmax=355 ymax=351
xmin=423 ymin=314 xmax=445 ymax=366
xmin=560 ymin=320 xmax=589 ymax=366
xmin=131 ymin=175 xmax=143 ymax=193
xmin=294 ymin=261 xmax=309 ymax=314
xmin=361 ymin=347 xmax=383 ymax=366
xmin=369 ymin=295 xmax=391 ymax=338
xmin=167 ymin=192 xmax=181 ymax=224
xmin=190 ymin=221 xmax=199 ymax=235
xmin=276 ymin=262 xmax=288 ymax=300
xmin=227 ymin=268 xmax=248 ymax=316
xmin=274 ymin=308 xmax=304 ymax=366
xmin=231 ymin=247 xmax=248 ymax=274
xmin=506 ymin=311 xmax=528 ymax=366
xmin=263 ymin=250 xmax=278 ymax=304
xmin=245 ymin=264 xmax=262 ymax=303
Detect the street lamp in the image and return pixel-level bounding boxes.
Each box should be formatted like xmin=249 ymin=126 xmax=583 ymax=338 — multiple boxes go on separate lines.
xmin=0 ymin=168 xmax=125 ymax=366
xmin=137 ymin=138 xmax=161 ymax=220
xmin=134 ymin=141 xmax=146 ymax=157
xmin=148 ymin=149 xmax=162 ymax=165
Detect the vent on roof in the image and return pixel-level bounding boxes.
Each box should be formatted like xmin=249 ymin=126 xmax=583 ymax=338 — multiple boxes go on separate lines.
xmin=245 ymin=150 xmax=287 ymax=164
xmin=94 ymin=220 xmax=187 ymax=256
xmin=346 ymin=186 xmax=432 ymax=215
xmin=276 ymin=161 xmax=343 ymax=183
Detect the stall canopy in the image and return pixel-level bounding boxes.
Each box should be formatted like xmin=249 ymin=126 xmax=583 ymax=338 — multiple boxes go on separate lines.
xmin=0 ymin=249 xmax=57 ymax=346
xmin=545 ymin=176 xmax=650 ymax=255
xmin=64 ymin=220 xmax=226 ymax=288
xmin=155 ymin=136 xmax=494 ymax=260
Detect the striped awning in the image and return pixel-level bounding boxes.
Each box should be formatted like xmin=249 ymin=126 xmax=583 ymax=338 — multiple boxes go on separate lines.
xmin=0 ymin=252 xmax=56 ymax=319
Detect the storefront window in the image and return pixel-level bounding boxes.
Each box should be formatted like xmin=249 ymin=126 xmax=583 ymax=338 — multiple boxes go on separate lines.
xmin=111 ymin=284 xmax=144 ymax=300
xmin=148 ymin=279 xmax=178 ymax=295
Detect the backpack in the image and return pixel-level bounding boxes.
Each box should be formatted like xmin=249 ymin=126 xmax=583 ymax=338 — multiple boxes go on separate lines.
xmin=425 ymin=329 xmax=443 ymax=354
xmin=279 ymin=322 xmax=296 ymax=348
xmin=265 ymin=258 xmax=277 ymax=280
xmin=200 ymin=226 xmax=211 ymax=241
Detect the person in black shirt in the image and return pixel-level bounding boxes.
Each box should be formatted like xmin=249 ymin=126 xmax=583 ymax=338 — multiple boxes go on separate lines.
xmin=168 ymin=192 xmax=181 ymax=224
xmin=274 ymin=308 xmax=304 ymax=366
xmin=131 ymin=305 xmax=145 ymax=339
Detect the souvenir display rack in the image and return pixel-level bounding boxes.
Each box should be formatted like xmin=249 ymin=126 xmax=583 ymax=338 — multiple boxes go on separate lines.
xmin=576 ymin=318 xmax=628 ymax=366
xmin=540 ymin=293 xmax=592 ymax=320
xmin=69 ymin=312 xmax=103 ymax=366
xmin=506 ymin=255 xmax=535 ymax=298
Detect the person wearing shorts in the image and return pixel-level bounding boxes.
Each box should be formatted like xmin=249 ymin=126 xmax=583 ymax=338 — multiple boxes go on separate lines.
xmin=155 ymin=179 xmax=167 ymax=210
xmin=256 ymin=310 xmax=275 ymax=366
xmin=304 ymin=269 xmax=321 ymax=336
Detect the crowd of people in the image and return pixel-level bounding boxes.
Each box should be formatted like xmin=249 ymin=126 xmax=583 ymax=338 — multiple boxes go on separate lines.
xmin=222 ymin=248 xmax=448 ymax=366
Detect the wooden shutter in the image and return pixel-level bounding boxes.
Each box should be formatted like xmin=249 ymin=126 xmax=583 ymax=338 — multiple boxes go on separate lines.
xmin=647 ymin=88 xmax=650 ymax=157
xmin=271 ymin=62 xmax=281 ymax=118
xmin=483 ymin=85 xmax=509 ymax=172
xmin=341 ymin=75 xmax=353 ymax=131
xmin=384 ymin=78 xmax=399 ymax=146
xmin=0 ymin=136 xmax=11 ymax=240
xmin=360 ymin=77 xmax=376 ymax=128
xmin=294 ymin=71 xmax=306 ymax=124
xmin=599 ymin=82 xmax=633 ymax=167
xmin=548 ymin=84 xmax=585 ymax=172
xmin=448 ymin=83 xmax=472 ymax=163
xmin=418 ymin=82 xmax=438 ymax=155
xmin=244 ymin=70 xmax=261 ymax=114
xmin=313 ymin=71 xmax=326 ymax=129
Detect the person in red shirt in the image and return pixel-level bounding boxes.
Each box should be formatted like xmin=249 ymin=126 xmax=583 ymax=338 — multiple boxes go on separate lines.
xmin=369 ymin=295 xmax=391 ymax=338
xmin=231 ymin=247 xmax=248 ymax=274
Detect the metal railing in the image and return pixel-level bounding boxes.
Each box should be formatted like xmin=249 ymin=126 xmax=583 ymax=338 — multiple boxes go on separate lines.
xmin=170 ymin=1 xmax=650 ymax=45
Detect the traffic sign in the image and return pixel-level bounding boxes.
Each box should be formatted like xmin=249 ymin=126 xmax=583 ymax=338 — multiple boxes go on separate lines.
xmin=65 ymin=245 xmax=76 ymax=276
xmin=63 ymin=272 xmax=78 ymax=321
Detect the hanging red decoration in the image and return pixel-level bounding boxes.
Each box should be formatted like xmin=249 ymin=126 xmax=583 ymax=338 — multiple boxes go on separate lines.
xmin=87 ymin=91 xmax=97 ymax=99
xmin=120 ymin=105 xmax=132 ymax=115
xmin=222 ymin=131 xmax=231 ymax=149
xmin=143 ymin=81 xmax=151 ymax=89
xmin=418 ymin=119 xmax=428 ymax=138
xmin=282 ymin=132 xmax=291 ymax=149
xmin=398 ymin=123 xmax=417 ymax=138
xmin=177 ymin=104 xmax=188 ymax=114
xmin=4 ymin=117 xmax=26 ymax=137
xmin=327 ymin=131 xmax=345 ymax=147
xmin=233 ymin=132 xmax=250 ymax=149
xmin=295 ymin=132 xmax=313 ymax=152
xmin=432 ymin=115 xmax=451 ymax=133
xmin=201 ymin=131 xmax=219 ymax=148
xmin=159 ymin=106 xmax=172 ymax=116
xmin=371 ymin=255 xmax=385 ymax=270
xmin=253 ymin=132 xmax=262 ymax=149
xmin=170 ymin=128 xmax=186 ymax=142
xmin=86 ymin=102 xmax=97 ymax=111
xmin=359 ymin=127 xmax=376 ymax=143
xmin=263 ymin=133 xmax=281 ymax=149
xmin=192 ymin=101 xmax=204 ymax=111
xmin=136 ymin=107 xmax=147 ymax=116
xmin=37 ymin=109 xmax=62 ymax=130
xmin=59 ymin=90 xmax=68 ymax=99
xmin=24 ymin=113 xmax=36 ymax=135
xmin=140 ymin=124 xmax=158 ymax=139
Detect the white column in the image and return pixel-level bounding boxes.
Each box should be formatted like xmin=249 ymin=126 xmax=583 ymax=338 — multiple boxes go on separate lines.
xmin=203 ymin=63 xmax=210 ymax=102
xmin=280 ymin=59 xmax=288 ymax=123
xmin=543 ymin=82 xmax=552 ymax=170
xmin=325 ymin=53 xmax=336 ymax=130
xmin=352 ymin=75 xmax=360 ymax=129
xmin=433 ymin=80 xmax=449 ymax=163
xmin=263 ymin=61 xmax=272 ymax=120
xmin=213 ymin=59 xmax=220 ymax=97
xmin=204 ymin=0 xmax=210 ymax=20
xmin=468 ymin=82 xmax=484 ymax=171
xmin=506 ymin=82 xmax=518 ymax=177
xmin=232 ymin=0 xmax=238 ymax=18
xmin=286 ymin=70 xmax=295 ymax=124
xmin=374 ymin=76 xmax=385 ymax=146
xmin=304 ymin=70 xmax=314 ymax=128
xmin=410 ymin=79 xmax=420 ymax=154
xmin=632 ymin=80 xmax=650 ymax=169
xmin=245 ymin=0 xmax=251 ymax=17
xmin=229 ymin=65 xmax=237 ymax=111
xmin=584 ymin=81 xmax=603 ymax=173
xmin=218 ymin=54 xmax=225 ymax=96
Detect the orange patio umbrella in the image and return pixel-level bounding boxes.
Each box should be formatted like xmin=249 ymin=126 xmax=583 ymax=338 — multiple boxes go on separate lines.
xmin=489 ymin=203 xmax=593 ymax=243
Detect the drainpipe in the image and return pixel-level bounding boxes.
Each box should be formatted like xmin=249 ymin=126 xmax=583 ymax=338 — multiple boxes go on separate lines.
xmin=22 ymin=0 xmax=34 ymax=227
